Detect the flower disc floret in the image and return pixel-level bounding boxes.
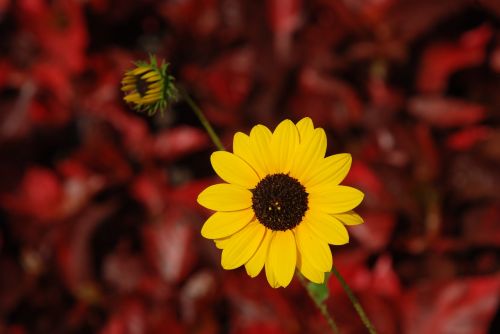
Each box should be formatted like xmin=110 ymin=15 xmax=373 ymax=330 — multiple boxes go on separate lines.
xmin=252 ymin=173 xmax=308 ymax=231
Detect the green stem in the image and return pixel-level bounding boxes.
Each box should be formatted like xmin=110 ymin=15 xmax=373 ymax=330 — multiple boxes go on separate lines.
xmin=331 ymin=264 xmax=378 ymax=334
xmin=297 ymin=274 xmax=340 ymax=334
xmin=181 ymin=90 xmax=225 ymax=151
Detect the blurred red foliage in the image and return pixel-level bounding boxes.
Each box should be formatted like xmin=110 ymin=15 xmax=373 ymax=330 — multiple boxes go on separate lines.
xmin=0 ymin=0 xmax=499 ymax=333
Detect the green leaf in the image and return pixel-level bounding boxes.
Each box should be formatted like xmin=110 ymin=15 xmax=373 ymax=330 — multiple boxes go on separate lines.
xmin=307 ymin=272 xmax=331 ymax=304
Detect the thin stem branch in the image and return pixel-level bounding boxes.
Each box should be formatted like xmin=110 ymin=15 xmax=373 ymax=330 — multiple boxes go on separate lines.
xmin=330 ymin=264 xmax=378 ymax=334
xmin=181 ymin=90 xmax=225 ymax=151
xmin=297 ymin=274 xmax=340 ymax=334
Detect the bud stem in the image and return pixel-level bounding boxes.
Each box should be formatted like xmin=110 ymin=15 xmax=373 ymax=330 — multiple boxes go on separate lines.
xmin=181 ymin=90 xmax=226 ymax=151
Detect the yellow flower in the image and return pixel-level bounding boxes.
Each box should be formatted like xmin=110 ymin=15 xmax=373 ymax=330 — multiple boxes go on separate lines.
xmin=121 ymin=56 xmax=177 ymax=116
xmin=197 ymin=118 xmax=364 ymax=288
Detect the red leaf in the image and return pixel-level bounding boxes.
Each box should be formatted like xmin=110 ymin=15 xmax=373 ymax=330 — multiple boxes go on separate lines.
xmin=408 ymin=96 xmax=486 ymax=127
xmin=266 ymin=0 xmax=301 ymax=34
xmin=184 ymin=49 xmax=254 ymax=109
xmin=22 ymin=167 xmax=62 ymax=213
xmin=446 ymin=126 xmax=491 ymax=151
xmin=99 ymin=299 xmax=146 ymax=334
xmin=0 ymin=0 xmax=9 ymax=15
xmin=0 ymin=59 xmax=12 ymax=88
xmin=356 ymin=0 xmax=395 ymax=24
xmin=170 ymin=179 xmax=217 ymax=212
xmin=56 ymin=202 xmax=118 ymax=296
xmin=99 ymin=108 xmax=151 ymax=157
xmin=153 ymin=126 xmax=209 ymax=160
xmin=402 ymin=276 xmax=500 ymax=334
xmin=160 ymin=0 xmax=218 ymax=36
xmin=327 ymin=251 xmax=380 ymax=294
xmin=0 ymin=258 xmax=27 ymax=319
xmin=491 ymin=46 xmax=500 ymax=73
xmin=130 ymin=174 xmax=167 ymax=215
xmin=326 ymin=252 xmax=401 ymax=334
xmin=223 ymin=273 xmax=298 ymax=333
xmin=367 ymin=77 xmax=404 ymax=112
xmin=237 ymin=323 xmax=289 ymax=334
xmin=18 ymin=0 xmax=88 ymax=74
xmin=462 ymin=204 xmax=500 ymax=247
xmin=344 ymin=161 xmax=386 ymax=206
xmin=1 ymin=167 xmax=62 ymax=221
xmin=414 ymin=123 xmax=440 ymax=181
xmin=179 ymin=270 xmax=217 ymax=324
xmin=5 ymin=325 xmax=27 ymax=334
xmin=142 ymin=211 xmax=196 ymax=283
xmin=32 ymin=63 xmax=72 ymax=103
xmin=448 ymin=154 xmax=499 ymax=201
xmin=350 ymin=211 xmax=395 ymax=251
xmin=103 ymin=250 xmax=144 ymax=293
xmin=417 ymin=25 xmax=492 ymax=93
xmin=372 ymin=254 xmax=402 ymax=299
xmin=292 ymin=68 xmax=363 ymax=129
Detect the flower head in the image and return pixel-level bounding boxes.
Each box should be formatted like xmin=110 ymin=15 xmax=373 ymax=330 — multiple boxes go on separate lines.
xmin=121 ymin=55 xmax=178 ymax=116
xmin=197 ymin=118 xmax=364 ymax=288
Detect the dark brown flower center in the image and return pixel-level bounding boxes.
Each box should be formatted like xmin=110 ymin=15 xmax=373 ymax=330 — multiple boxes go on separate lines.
xmin=251 ymin=173 xmax=308 ymax=231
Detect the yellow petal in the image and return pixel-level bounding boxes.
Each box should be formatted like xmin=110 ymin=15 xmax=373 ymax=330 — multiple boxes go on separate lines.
xmin=270 ymin=119 xmax=299 ymax=174
xmin=210 ymin=151 xmax=260 ymax=189
xmin=303 ymin=210 xmax=349 ymax=245
xmin=201 ymin=209 xmax=254 ymax=239
xmin=309 ymin=185 xmax=364 ymax=214
xmin=146 ymin=74 xmax=161 ymax=82
xmin=146 ymin=87 xmax=162 ymax=94
xmin=333 ymin=211 xmax=364 ymax=225
xmin=121 ymin=76 xmax=135 ymax=84
xmin=130 ymin=66 xmax=150 ymax=75
xmin=214 ymin=237 xmax=230 ymax=249
xmin=305 ymin=153 xmax=352 ymax=189
xmin=141 ymin=70 xmax=158 ymax=79
xmin=268 ymin=230 xmax=296 ymax=287
xmin=124 ymin=93 xmax=141 ymax=102
xmin=221 ymin=221 xmax=265 ymax=269
xmin=121 ymin=84 xmax=136 ymax=91
xmin=265 ymin=234 xmax=280 ymax=288
xmin=297 ymin=249 xmax=325 ymax=284
xmin=143 ymin=90 xmax=161 ymax=97
xmin=249 ymin=125 xmax=274 ymax=175
xmin=197 ymin=184 xmax=252 ymax=211
xmin=139 ymin=96 xmax=160 ymax=103
xmin=295 ymin=223 xmax=332 ymax=272
xmin=245 ymin=229 xmax=273 ymax=277
xmin=233 ymin=132 xmax=265 ymax=179
xmin=290 ymin=128 xmax=327 ymax=181
xmin=295 ymin=117 xmax=314 ymax=142
xmin=141 ymin=92 xmax=160 ymax=99
xmin=148 ymin=81 xmax=163 ymax=89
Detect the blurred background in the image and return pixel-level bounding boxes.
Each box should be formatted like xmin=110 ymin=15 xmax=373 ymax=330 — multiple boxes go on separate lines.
xmin=0 ymin=0 xmax=499 ymax=333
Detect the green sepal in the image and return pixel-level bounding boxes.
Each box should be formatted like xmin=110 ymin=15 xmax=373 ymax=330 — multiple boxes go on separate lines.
xmin=307 ymin=272 xmax=331 ymax=304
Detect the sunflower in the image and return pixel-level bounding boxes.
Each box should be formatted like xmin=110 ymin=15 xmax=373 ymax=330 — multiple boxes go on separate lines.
xmin=121 ymin=56 xmax=178 ymax=116
xmin=197 ymin=118 xmax=364 ymax=288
